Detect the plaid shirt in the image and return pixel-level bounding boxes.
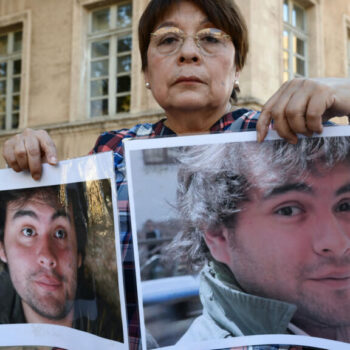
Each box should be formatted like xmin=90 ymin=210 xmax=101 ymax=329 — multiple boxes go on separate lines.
xmin=91 ymin=108 xmax=263 ymax=349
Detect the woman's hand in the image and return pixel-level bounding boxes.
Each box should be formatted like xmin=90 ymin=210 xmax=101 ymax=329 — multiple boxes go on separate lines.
xmin=2 ymin=128 xmax=58 ymax=180
xmin=257 ymin=78 xmax=350 ymax=143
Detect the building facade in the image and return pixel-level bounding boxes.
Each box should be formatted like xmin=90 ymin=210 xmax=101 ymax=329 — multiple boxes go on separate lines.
xmin=0 ymin=0 xmax=349 ymax=167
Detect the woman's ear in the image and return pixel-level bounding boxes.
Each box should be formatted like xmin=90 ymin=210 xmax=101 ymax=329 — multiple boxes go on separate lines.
xmin=204 ymin=227 xmax=232 ymax=265
xmin=234 ymin=70 xmax=240 ymax=81
xmin=144 ymin=67 xmax=150 ymax=87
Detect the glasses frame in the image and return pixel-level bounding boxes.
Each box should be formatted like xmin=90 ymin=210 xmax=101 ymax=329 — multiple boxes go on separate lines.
xmin=150 ymin=27 xmax=232 ymax=56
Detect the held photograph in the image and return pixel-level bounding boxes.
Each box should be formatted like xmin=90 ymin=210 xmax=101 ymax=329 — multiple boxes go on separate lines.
xmin=124 ymin=127 xmax=350 ymax=350
xmin=0 ymin=153 xmax=128 ymax=350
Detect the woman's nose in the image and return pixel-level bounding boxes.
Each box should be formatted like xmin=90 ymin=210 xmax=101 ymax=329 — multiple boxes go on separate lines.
xmin=177 ymin=36 xmax=201 ymax=64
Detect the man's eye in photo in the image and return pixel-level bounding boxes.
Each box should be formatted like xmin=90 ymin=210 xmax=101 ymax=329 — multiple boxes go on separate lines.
xmin=54 ymin=229 xmax=67 ymax=239
xmin=21 ymin=227 xmax=36 ymax=237
xmin=275 ymin=206 xmax=303 ymax=217
xmin=336 ymin=200 xmax=350 ymax=212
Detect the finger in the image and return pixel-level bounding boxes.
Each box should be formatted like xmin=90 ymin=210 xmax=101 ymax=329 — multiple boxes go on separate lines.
xmin=13 ymin=136 xmax=30 ymax=171
xmin=258 ymin=80 xmax=302 ymax=143
xmin=305 ymin=89 xmax=333 ymax=134
xmin=24 ymin=135 xmax=43 ymax=180
xmin=257 ymin=82 xmax=289 ymax=142
xmin=258 ymin=108 xmax=298 ymax=144
xmin=2 ymin=139 xmax=22 ymax=172
xmin=256 ymin=109 xmax=271 ymax=142
xmin=284 ymin=90 xmax=313 ymax=137
xmin=35 ymin=129 xmax=58 ymax=165
xmin=284 ymin=79 xmax=332 ymax=135
xmin=266 ymin=80 xmax=303 ymax=143
xmin=273 ymin=114 xmax=298 ymax=144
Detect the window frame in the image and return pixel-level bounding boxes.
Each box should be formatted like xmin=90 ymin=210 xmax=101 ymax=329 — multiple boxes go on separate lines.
xmin=283 ymin=0 xmax=309 ymax=81
xmin=0 ymin=10 xmax=30 ymax=133
xmin=0 ymin=28 xmax=22 ymax=130
xmin=87 ymin=1 xmax=132 ymax=118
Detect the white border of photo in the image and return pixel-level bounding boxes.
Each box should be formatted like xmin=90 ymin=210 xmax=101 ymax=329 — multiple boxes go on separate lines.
xmin=0 ymin=152 xmax=129 ymax=350
xmin=124 ymin=126 xmax=350 ymax=350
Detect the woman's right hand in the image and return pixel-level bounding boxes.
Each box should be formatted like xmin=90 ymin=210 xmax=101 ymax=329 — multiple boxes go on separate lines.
xmin=2 ymin=128 xmax=58 ymax=180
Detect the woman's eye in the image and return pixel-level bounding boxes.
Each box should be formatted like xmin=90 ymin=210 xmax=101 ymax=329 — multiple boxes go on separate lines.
xmin=54 ymin=229 xmax=67 ymax=239
xmin=275 ymin=206 xmax=303 ymax=217
xmin=335 ymin=200 xmax=350 ymax=212
xmin=21 ymin=227 xmax=35 ymax=237
xmin=201 ymin=35 xmax=220 ymax=44
xmin=159 ymin=34 xmax=179 ymax=46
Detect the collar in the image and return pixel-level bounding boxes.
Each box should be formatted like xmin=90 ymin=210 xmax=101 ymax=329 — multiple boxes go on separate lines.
xmin=199 ymin=261 xmax=297 ymax=336
xmin=151 ymin=108 xmax=252 ymax=136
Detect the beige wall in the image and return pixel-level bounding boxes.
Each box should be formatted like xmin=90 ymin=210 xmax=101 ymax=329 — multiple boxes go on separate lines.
xmin=238 ymin=0 xmax=286 ymax=104
xmin=0 ymin=0 xmax=349 ymax=168
xmin=323 ymin=0 xmax=350 ymax=76
xmin=0 ymin=0 xmax=75 ymax=127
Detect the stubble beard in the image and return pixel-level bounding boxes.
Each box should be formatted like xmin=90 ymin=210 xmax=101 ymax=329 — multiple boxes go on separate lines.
xmin=24 ymin=289 xmax=75 ymax=321
xmin=291 ymin=280 xmax=350 ymax=331
xmin=230 ymin=241 xmax=350 ymax=333
xmin=13 ymin=267 xmax=78 ymax=322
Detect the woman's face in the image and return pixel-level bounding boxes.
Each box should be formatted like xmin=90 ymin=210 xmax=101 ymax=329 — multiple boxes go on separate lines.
xmin=144 ymin=1 xmax=238 ymax=117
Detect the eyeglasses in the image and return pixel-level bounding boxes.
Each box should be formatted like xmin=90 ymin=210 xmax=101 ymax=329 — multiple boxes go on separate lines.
xmin=150 ymin=27 xmax=231 ymax=56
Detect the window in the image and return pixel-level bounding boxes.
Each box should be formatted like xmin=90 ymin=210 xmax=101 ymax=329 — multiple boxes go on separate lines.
xmin=0 ymin=28 xmax=22 ymax=130
xmin=88 ymin=2 xmax=132 ymax=118
xmin=347 ymin=28 xmax=350 ymax=78
xmin=283 ymin=0 xmax=308 ymax=81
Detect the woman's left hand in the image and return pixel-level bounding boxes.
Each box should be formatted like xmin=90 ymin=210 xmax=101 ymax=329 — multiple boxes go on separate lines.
xmin=257 ymin=78 xmax=350 ymax=143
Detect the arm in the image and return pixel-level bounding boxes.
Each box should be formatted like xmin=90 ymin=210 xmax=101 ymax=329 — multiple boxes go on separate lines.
xmin=257 ymin=78 xmax=350 ymax=143
xmin=2 ymin=128 xmax=57 ymax=180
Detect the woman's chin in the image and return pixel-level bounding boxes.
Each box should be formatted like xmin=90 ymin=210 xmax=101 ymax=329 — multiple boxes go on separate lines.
xmin=163 ymin=95 xmax=218 ymax=113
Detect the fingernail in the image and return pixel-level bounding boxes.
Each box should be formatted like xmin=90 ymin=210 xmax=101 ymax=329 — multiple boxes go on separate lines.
xmin=33 ymin=173 xmax=40 ymax=181
xmin=50 ymin=156 xmax=58 ymax=164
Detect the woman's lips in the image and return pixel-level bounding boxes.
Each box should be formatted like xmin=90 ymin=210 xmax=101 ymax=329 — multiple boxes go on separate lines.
xmin=174 ymin=76 xmax=204 ymax=84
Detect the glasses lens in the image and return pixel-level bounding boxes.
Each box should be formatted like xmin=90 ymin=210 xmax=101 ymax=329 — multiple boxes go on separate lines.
xmin=197 ymin=28 xmax=230 ymax=55
xmin=151 ymin=27 xmax=183 ymax=55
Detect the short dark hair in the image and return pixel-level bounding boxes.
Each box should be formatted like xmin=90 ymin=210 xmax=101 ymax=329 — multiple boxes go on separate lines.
xmin=0 ymin=182 xmax=88 ymax=260
xmin=138 ymin=0 xmax=249 ymax=72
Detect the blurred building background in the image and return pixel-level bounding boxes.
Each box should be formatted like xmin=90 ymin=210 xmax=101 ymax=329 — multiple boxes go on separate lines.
xmin=0 ymin=0 xmax=349 ymax=166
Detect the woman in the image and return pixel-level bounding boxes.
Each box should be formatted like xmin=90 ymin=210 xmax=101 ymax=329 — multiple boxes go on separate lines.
xmin=3 ymin=0 xmax=350 ymax=177
xmin=3 ymin=0 xmax=350 ymax=175
xmin=2 ymin=0 xmax=350 ymax=347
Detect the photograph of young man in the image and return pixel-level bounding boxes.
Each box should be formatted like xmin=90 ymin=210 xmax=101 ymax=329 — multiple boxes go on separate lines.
xmin=173 ymin=136 xmax=350 ymax=343
xmin=0 ymin=183 xmax=122 ymax=342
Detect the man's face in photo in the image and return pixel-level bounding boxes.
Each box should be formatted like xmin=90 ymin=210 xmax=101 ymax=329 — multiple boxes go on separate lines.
xmin=0 ymin=194 xmax=82 ymax=322
xmin=211 ymin=162 xmax=350 ymax=329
